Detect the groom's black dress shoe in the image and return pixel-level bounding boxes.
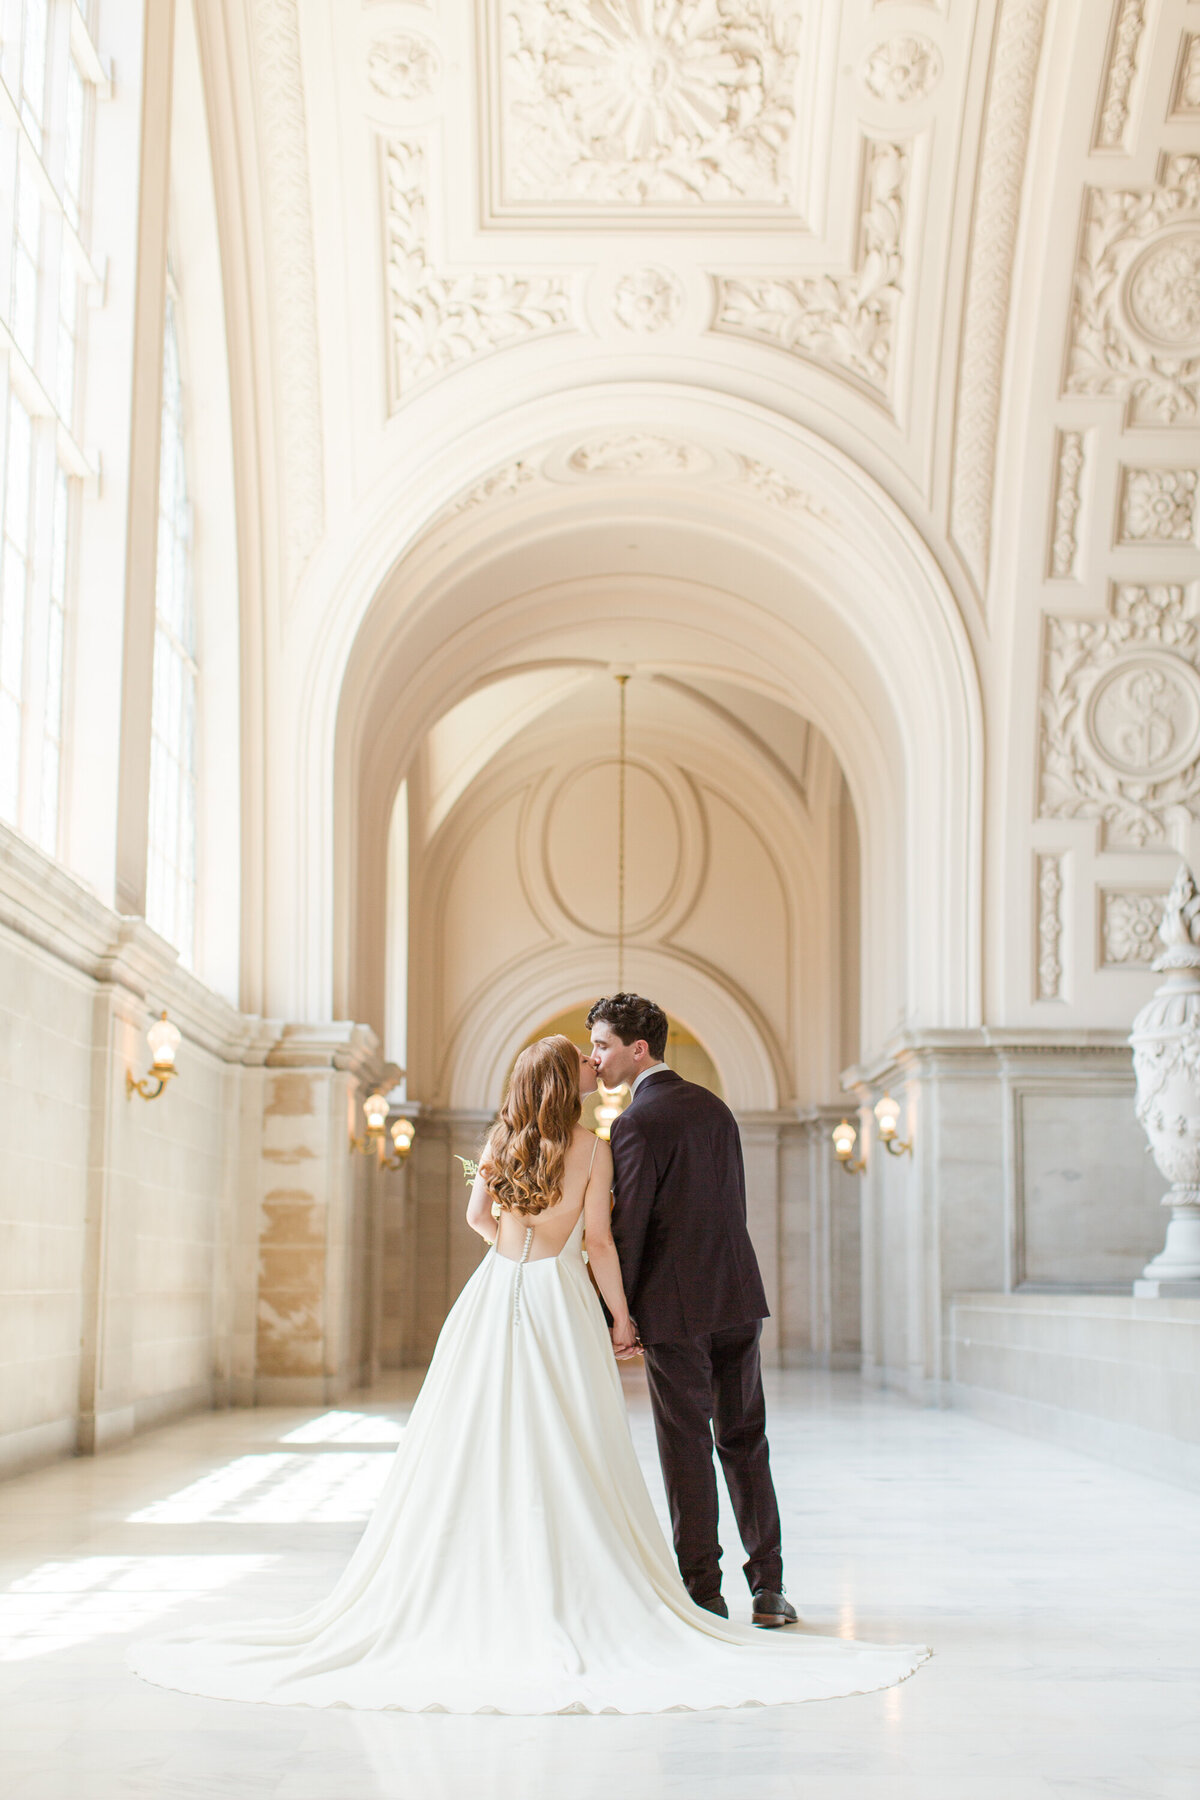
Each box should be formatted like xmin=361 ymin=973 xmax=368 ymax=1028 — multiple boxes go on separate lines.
xmin=751 ymin=1589 xmax=799 ymax=1628
xmin=696 ymin=1594 xmax=729 ymax=1619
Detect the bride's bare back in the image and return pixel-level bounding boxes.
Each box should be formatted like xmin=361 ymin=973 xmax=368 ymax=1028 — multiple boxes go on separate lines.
xmin=493 ymin=1124 xmax=604 ymax=1262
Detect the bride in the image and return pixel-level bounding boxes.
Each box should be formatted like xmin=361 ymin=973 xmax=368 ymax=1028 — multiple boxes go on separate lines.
xmin=130 ymin=1035 xmax=927 ymax=1714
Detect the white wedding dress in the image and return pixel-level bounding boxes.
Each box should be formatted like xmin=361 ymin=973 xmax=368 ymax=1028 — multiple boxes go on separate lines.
xmin=130 ymin=1204 xmax=928 ymax=1713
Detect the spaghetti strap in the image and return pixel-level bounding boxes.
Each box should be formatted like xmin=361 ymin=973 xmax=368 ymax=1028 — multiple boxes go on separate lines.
xmin=586 ymin=1132 xmax=599 ymax=1182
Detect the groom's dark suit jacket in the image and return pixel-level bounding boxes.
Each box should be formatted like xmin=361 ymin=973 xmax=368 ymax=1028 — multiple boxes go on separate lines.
xmin=609 ymin=1068 xmax=768 ymax=1346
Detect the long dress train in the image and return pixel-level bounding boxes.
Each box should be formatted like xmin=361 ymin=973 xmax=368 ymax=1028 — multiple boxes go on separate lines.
xmin=129 ymin=1211 xmax=929 ymax=1713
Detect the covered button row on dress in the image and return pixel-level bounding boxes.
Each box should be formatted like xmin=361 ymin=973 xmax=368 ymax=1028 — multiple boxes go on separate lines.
xmin=512 ymin=1225 xmax=533 ymax=1326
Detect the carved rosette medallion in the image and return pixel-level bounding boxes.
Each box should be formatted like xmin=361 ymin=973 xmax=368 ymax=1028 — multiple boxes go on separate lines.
xmin=1039 ymin=584 xmax=1200 ymax=849
xmin=1066 ymin=156 xmax=1200 ymax=425
xmin=494 ymin=0 xmax=804 ymax=215
xmin=859 ymin=36 xmax=942 ymax=104
xmin=1103 ymin=890 xmax=1166 ymax=966
xmin=367 ymin=32 xmax=440 ymax=101
xmin=1119 ymin=467 xmax=1199 ymax=543
xmin=611 ymin=267 xmax=683 ymax=334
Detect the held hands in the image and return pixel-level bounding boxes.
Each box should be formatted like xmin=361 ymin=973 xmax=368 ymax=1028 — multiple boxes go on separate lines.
xmin=610 ymin=1315 xmax=641 ymax=1361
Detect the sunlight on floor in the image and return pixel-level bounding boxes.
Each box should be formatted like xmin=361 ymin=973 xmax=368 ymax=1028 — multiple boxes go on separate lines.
xmin=0 ymin=1556 xmax=274 ymax=1661
xmin=128 ymin=1452 xmax=394 ymax=1524
xmin=280 ymin=1410 xmax=405 ymax=1445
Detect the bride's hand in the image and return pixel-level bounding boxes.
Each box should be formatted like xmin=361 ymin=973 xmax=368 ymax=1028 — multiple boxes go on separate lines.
xmin=610 ymin=1316 xmax=639 ymax=1360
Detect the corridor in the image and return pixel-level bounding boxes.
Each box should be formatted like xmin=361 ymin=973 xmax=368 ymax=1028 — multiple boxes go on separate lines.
xmin=0 ymin=1371 xmax=1195 ymax=1800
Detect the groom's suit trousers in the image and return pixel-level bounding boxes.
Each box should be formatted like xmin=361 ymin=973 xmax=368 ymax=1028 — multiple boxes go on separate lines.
xmin=641 ymin=1321 xmax=784 ymax=1602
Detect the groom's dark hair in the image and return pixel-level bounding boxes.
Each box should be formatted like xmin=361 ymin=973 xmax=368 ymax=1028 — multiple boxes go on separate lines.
xmin=587 ymin=993 xmax=669 ymax=1061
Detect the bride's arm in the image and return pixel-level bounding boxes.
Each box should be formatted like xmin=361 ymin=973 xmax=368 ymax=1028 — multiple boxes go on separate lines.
xmin=466 ymin=1174 xmax=498 ymax=1243
xmin=582 ymin=1139 xmax=636 ymax=1355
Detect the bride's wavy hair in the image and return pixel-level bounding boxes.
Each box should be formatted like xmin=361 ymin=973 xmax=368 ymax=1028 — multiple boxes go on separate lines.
xmin=480 ymin=1034 xmax=582 ymax=1216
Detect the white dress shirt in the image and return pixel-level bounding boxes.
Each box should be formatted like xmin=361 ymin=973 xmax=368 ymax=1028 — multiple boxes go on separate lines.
xmin=631 ymin=1062 xmax=671 ymax=1097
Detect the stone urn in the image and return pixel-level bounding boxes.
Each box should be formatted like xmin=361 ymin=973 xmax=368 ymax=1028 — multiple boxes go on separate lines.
xmin=1131 ymin=862 xmax=1200 ymax=1291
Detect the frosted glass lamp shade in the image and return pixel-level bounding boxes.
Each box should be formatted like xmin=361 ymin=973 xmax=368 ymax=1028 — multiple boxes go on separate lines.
xmin=874 ymin=1094 xmax=901 ymax=1140
xmin=147 ymin=1013 xmax=181 ymax=1071
xmin=391 ymin=1118 xmax=415 ymax=1150
xmin=831 ymin=1119 xmax=857 ymax=1160
xmin=363 ymin=1092 xmax=390 ymax=1133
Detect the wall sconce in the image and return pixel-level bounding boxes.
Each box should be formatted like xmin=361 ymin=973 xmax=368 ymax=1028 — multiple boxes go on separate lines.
xmin=352 ymin=1094 xmax=416 ymax=1169
xmin=874 ymin=1093 xmax=912 ymax=1157
xmin=832 ymin=1117 xmax=867 ymax=1175
xmin=593 ymin=1082 xmax=631 ymax=1142
xmin=127 ymin=1011 xmax=181 ymax=1100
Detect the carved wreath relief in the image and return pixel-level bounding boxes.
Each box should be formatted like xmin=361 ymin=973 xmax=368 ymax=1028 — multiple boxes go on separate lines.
xmin=713 ymin=139 xmax=909 ymax=393
xmin=383 ymin=138 xmax=572 ymax=400
xmin=496 ymin=0 xmax=804 ymax=211
xmin=1040 ymin=584 xmax=1200 ymax=848
xmin=1065 ymin=156 xmax=1200 ymax=425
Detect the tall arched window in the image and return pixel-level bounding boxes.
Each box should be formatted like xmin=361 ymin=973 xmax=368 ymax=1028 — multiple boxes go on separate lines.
xmin=145 ymin=294 xmax=198 ymax=964
xmin=0 ymin=0 xmax=101 ymax=852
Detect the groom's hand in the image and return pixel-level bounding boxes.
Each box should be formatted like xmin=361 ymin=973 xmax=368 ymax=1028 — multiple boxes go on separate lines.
xmin=611 ymin=1317 xmax=640 ymax=1360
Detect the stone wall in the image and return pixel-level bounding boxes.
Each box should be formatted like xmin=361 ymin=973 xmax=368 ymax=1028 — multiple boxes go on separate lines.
xmin=0 ymin=825 xmax=382 ymax=1475
xmin=850 ymin=1032 xmax=1166 ymax=1404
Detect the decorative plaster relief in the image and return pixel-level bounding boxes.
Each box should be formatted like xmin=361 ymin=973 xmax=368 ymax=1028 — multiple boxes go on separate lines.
xmin=611 ymin=267 xmax=683 ymax=333
xmin=734 ymin=454 xmax=834 ymax=522
xmin=1102 ymin=888 xmax=1166 ymax=965
xmin=249 ymin=0 xmax=325 ymax=590
xmin=1049 ymin=430 xmax=1086 ymax=578
xmin=1095 ymin=0 xmax=1146 ymax=152
xmin=1065 ymin=156 xmax=1200 ymax=425
xmin=382 ymin=138 xmax=572 ymax=403
xmin=949 ymin=0 xmax=1048 ymax=590
xmin=860 ymin=36 xmax=942 ymax=104
xmin=564 ymin=436 xmax=710 ymax=477
xmin=495 ymin=0 xmax=804 ymax=212
xmin=712 ymin=139 xmax=909 ymax=394
xmin=1119 ymin=467 xmax=1199 ymax=543
xmin=367 ymin=31 xmax=440 ymax=100
xmin=1039 ymin=583 xmax=1200 ymax=848
xmin=1036 ymin=854 xmax=1064 ymax=999
xmin=1170 ymin=35 xmax=1200 ymax=115
xmin=451 ymin=460 xmax=539 ymax=515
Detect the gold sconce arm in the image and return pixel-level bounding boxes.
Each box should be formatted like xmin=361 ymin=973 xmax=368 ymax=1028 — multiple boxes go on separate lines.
xmin=352 ymin=1095 xmax=416 ymax=1169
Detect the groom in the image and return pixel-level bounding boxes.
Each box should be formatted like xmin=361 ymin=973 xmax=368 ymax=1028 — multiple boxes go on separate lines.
xmin=587 ymin=993 xmax=797 ymax=1628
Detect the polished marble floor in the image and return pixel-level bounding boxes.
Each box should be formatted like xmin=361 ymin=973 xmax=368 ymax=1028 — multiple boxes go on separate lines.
xmin=0 ymin=1368 xmax=1196 ymax=1799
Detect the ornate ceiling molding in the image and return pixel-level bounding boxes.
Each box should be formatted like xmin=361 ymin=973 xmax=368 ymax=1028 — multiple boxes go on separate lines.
xmin=1039 ymin=582 xmax=1200 ymax=849
xmin=1170 ymin=34 xmax=1200 ymax=117
xmin=1064 ymin=155 xmax=1200 ymax=425
xmin=488 ymin=0 xmax=805 ymax=221
xmin=562 ymin=436 xmax=711 ymax=477
xmin=710 ymin=138 xmax=910 ymax=397
xmin=249 ymin=0 xmax=326 ymax=591
xmin=1036 ymin=852 xmax=1064 ymax=1001
xmin=1048 ymin=430 xmax=1086 ymax=579
xmin=949 ymin=0 xmax=1048 ymax=595
xmin=734 ymin=455 xmax=834 ymax=522
xmin=1095 ymin=0 xmax=1147 ymax=153
xmin=382 ymin=137 xmax=573 ymax=405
